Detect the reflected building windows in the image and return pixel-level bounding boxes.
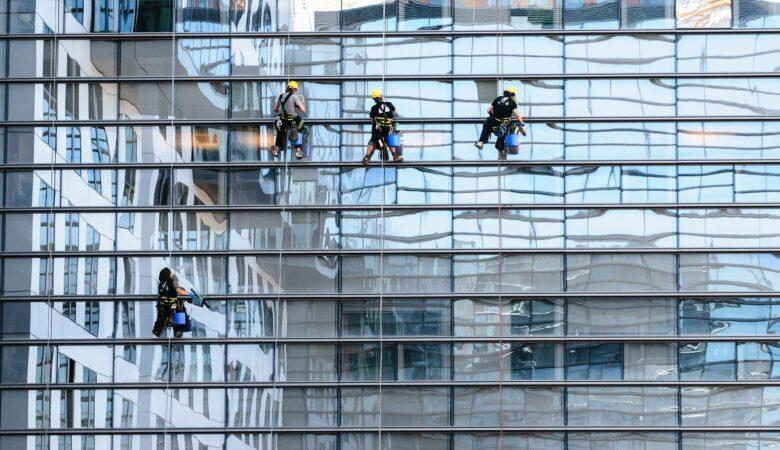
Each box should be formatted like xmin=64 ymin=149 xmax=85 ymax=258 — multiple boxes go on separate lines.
xmin=677 ymin=0 xmax=732 ymax=27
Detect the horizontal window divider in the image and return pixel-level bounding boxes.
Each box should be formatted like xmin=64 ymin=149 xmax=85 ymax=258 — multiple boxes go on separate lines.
xmin=1 ymin=336 xmax=777 ymax=345
xmin=6 ymin=28 xmax=780 ymax=40
xmin=2 ymin=292 xmax=778 ymax=302
xmin=5 ymin=73 xmax=780 ymax=83
xmin=3 ymin=247 xmax=780 ymax=257
xmin=4 ymin=116 xmax=780 ymax=127
xmin=5 ymin=203 xmax=780 ymax=213
xmin=0 ymin=426 xmax=775 ymax=435
xmin=3 ymin=380 xmax=780 ymax=390
xmin=8 ymin=159 xmax=780 ymax=170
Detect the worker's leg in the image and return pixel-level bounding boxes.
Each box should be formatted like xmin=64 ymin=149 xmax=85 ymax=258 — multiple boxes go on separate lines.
xmin=384 ymin=127 xmax=403 ymax=162
xmin=496 ymin=132 xmax=506 ymax=151
xmin=478 ymin=116 xmax=498 ymax=144
xmin=363 ymin=143 xmax=376 ymax=164
xmin=289 ymin=117 xmax=300 ymax=143
xmin=152 ymin=304 xmax=166 ymax=337
xmin=272 ymin=119 xmax=288 ymax=156
xmin=293 ymin=117 xmax=305 ymax=159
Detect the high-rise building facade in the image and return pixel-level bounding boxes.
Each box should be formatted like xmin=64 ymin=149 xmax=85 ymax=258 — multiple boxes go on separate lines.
xmin=2 ymin=0 xmax=780 ymax=449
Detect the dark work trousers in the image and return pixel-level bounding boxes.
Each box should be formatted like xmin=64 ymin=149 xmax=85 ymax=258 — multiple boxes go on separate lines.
xmin=479 ymin=116 xmax=508 ymax=150
xmin=275 ymin=116 xmax=303 ymax=148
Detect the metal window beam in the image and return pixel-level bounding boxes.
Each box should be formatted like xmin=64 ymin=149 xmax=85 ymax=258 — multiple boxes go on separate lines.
xmin=4 ymin=73 xmax=780 ymax=82
xmin=1 ymin=292 xmax=778 ymax=302
xmin=3 ymin=203 xmax=780 ymax=213
xmin=2 ymin=380 xmax=779 ymax=390
xmin=6 ymin=28 xmax=780 ymax=39
xmin=3 ymin=247 xmax=780 ymax=257
xmin=0 ymin=336 xmax=777 ymax=345
xmin=4 ymin=116 xmax=780 ymax=126
xmin=6 ymin=159 xmax=780 ymax=169
xmin=0 ymin=426 xmax=777 ymax=435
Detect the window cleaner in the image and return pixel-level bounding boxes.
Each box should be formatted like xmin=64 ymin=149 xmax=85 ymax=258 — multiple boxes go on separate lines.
xmin=153 ymin=267 xmax=208 ymax=338
xmin=271 ymin=80 xmax=306 ymax=160
xmin=362 ymin=89 xmax=403 ymax=164
xmin=474 ymin=86 xmax=527 ymax=156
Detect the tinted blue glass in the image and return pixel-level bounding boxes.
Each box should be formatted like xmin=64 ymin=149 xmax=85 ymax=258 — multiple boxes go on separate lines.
xmin=566 ymin=342 xmax=622 ymax=380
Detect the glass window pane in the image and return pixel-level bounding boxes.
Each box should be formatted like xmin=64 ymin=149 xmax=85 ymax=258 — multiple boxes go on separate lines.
xmin=683 ymin=432 xmax=780 ymax=449
xmin=344 ymin=37 xmax=452 ymax=76
xmin=738 ymin=342 xmax=780 ymax=380
xmin=454 ymin=343 xmax=502 ymax=381
xmin=508 ymin=343 xmax=564 ymax=380
xmin=678 ymin=122 xmax=780 ymax=160
xmin=736 ymin=0 xmax=780 ymax=26
xmin=175 ymin=0 xmax=229 ymax=32
xmin=680 ymin=342 xmax=737 ymax=380
xmin=678 ymin=35 xmax=780 ymax=74
xmin=680 ymin=298 xmax=780 ymax=335
xmin=380 ymin=387 xmax=449 ymax=427
xmin=57 ymin=40 xmax=117 ymax=77
xmin=678 ymin=165 xmax=733 ymax=203
xmin=624 ymin=343 xmax=677 ymax=381
xmin=119 ymin=82 xmax=173 ymax=120
xmin=569 ymin=297 xmax=676 ymax=335
xmin=569 ymin=433 xmax=678 ymax=449
xmin=119 ymin=0 xmax=173 ymax=31
xmin=682 ymin=386 xmax=780 ymax=426
xmin=278 ymin=300 xmax=337 ymax=338
xmin=565 ymin=35 xmax=674 ymax=73
xmin=680 ymin=208 xmax=780 ymax=248
xmin=277 ymin=344 xmax=337 ymax=382
xmin=623 ymin=0 xmax=675 ymax=27
xmin=174 ymin=168 xmax=227 ymax=205
xmin=120 ymin=40 xmax=173 ymax=76
xmin=680 ymin=253 xmax=780 ymax=292
xmin=566 ymin=342 xmax=622 ymax=380
xmin=454 ymin=254 xmax=563 ymax=293
xmin=566 ymin=79 xmax=676 ymax=117
xmin=566 ymin=209 xmax=676 ymax=248
xmin=676 ymin=0 xmax=732 ymax=27
xmin=8 ymin=83 xmax=56 ymax=121
xmin=679 ymin=78 xmax=780 ymax=116
xmin=564 ymin=0 xmax=620 ymax=29
xmin=173 ymin=82 xmax=228 ymax=119
xmin=567 ymin=253 xmax=677 ymax=292
xmin=567 ymin=387 xmax=678 ymax=426
xmin=226 ymin=344 xmax=274 ymax=382
xmin=175 ymin=38 xmax=230 ymax=76
xmin=623 ymin=165 xmax=677 ymax=203
xmin=565 ymin=122 xmax=676 ymax=160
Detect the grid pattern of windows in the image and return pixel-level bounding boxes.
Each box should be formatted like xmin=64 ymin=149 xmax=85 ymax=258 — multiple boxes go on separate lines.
xmin=3 ymin=0 xmax=780 ymax=449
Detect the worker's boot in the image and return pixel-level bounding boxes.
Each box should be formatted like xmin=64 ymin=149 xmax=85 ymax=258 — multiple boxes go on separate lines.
xmin=474 ymin=141 xmax=484 ymax=149
xmin=362 ymin=149 xmax=375 ymax=164
xmin=295 ymin=147 xmax=304 ymax=160
xmin=270 ymin=145 xmax=280 ymax=157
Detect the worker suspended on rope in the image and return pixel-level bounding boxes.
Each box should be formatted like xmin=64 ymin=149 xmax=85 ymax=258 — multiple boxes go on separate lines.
xmin=362 ymin=89 xmax=403 ymax=164
xmin=271 ymin=80 xmax=306 ymax=160
xmin=474 ymin=86 xmax=527 ymax=152
xmin=153 ymin=267 xmax=208 ymax=338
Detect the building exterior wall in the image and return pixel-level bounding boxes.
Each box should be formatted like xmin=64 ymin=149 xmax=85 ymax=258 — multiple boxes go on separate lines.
xmin=2 ymin=0 xmax=780 ymax=448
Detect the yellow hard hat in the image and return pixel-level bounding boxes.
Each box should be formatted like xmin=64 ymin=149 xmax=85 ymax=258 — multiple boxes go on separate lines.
xmin=370 ymin=89 xmax=382 ymax=99
xmin=287 ymin=80 xmax=299 ymax=90
xmin=505 ymin=86 xmax=517 ymax=95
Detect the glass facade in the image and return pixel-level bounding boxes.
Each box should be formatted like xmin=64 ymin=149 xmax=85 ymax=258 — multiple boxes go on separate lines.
xmin=2 ymin=0 xmax=780 ymax=449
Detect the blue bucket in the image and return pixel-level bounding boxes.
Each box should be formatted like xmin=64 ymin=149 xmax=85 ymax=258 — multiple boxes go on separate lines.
xmin=386 ymin=133 xmax=401 ymax=147
xmin=173 ymin=311 xmax=187 ymax=326
xmin=505 ymin=133 xmax=520 ymax=147
xmin=289 ymin=131 xmax=303 ymax=146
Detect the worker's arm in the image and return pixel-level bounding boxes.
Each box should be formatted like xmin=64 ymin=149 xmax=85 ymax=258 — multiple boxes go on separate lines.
xmin=297 ymin=96 xmax=306 ymax=114
xmin=513 ymin=108 xmax=527 ymax=136
xmin=487 ymin=104 xmax=494 ymax=114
